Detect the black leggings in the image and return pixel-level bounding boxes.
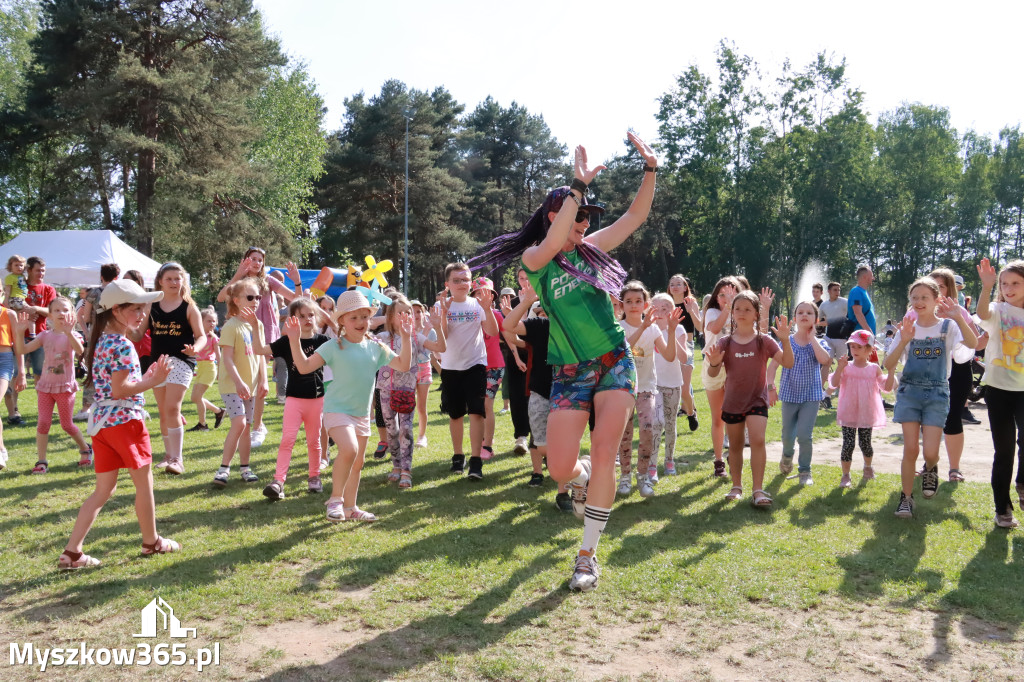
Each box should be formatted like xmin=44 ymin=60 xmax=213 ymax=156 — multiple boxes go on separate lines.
xmin=840 ymin=427 xmax=873 ymax=462
xmin=943 ymin=360 xmax=971 ymax=435
xmin=505 ymin=358 xmax=531 ymax=438
xmin=985 ymin=385 xmax=1024 ymax=514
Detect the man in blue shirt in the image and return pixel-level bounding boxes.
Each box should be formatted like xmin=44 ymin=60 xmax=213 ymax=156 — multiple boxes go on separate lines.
xmin=847 ymin=265 xmax=876 ymax=334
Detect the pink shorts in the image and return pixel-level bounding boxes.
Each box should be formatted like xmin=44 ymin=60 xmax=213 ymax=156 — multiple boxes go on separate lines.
xmin=92 ymin=420 xmax=153 ymax=473
xmin=323 ymin=412 xmax=371 ymax=438
xmin=416 ymin=361 xmax=432 ymax=385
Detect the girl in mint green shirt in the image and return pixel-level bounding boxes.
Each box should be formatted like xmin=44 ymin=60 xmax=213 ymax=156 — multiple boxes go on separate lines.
xmin=284 ymin=290 xmax=413 ymax=524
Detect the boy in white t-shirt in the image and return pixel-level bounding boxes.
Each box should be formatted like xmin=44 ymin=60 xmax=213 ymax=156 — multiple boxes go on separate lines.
xmin=438 ymin=262 xmax=499 ymax=480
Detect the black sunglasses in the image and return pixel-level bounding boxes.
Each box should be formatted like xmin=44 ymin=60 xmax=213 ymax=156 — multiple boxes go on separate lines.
xmin=244 ymin=294 xmax=262 ymax=302
xmin=575 ymin=209 xmax=591 ymax=223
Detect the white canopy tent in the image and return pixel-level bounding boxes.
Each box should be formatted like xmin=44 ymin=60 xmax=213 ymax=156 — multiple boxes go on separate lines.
xmin=0 ymin=230 xmax=162 ymax=289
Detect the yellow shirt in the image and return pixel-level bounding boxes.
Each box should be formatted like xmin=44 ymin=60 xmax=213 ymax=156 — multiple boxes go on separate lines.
xmin=218 ymin=317 xmax=264 ymax=396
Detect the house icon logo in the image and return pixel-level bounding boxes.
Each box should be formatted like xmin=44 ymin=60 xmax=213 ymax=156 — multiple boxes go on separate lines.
xmin=132 ymin=597 xmax=197 ymax=639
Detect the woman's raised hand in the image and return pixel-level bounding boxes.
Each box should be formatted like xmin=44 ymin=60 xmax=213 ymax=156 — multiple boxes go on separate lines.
xmin=574 ymin=145 xmax=607 ymax=185
xmin=627 ymin=131 xmax=658 ymax=169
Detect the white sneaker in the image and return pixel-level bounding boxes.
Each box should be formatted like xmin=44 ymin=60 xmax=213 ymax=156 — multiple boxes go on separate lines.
xmin=616 ymin=474 xmax=632 ymax=496
xmin=166 ymin=457 xmax=184 ymax=475
xmin=154 ymin=454 xmax=172 ymax=469
xmin=798 ymin=472 xmax=814 ymax=486
xmin=276 ymin=396 xmax=286 ymax=405
xmin=568 ymin=551 xmax=600 ymax=592
xmin=569 ymin=458 xmax=591 ymax=520
xmin=319 ymin=457 xmax=331 ymax=473
xmin=647 ymin=465 xmax=659 ymax=484
xmin=415 ymin=436 xmax=428 ymax=449
xmin=72 ymin=410 xmax=90 ymax=423
xmin=638 ymin=474 xmax=655 ymax=498
xmin=251 ymin=424 xmax=268 ymax=448
xmin=513 ymin=436 xmax=529 ymax=455
xmin=0 ymin=447 xmax=7 ymax=470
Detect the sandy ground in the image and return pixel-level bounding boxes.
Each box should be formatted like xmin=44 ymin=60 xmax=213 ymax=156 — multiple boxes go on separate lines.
xmin=766 ymin=404 xmax=998 ymax=482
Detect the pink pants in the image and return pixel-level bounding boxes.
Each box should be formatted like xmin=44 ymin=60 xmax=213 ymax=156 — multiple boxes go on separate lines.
xmin=274 ymin=397 xmax=324 ymax=482
xmin=37 ymin=391 xmax=81 ymax=439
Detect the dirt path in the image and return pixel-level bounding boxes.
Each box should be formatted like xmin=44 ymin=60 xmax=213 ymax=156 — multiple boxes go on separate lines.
xmin=766 ymin=406 xmax=997 ymax=482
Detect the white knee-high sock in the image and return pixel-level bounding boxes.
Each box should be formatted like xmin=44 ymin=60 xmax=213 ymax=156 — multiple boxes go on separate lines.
xmin=166 ymin=426 xmax=184 ymax=461
xmin=581 ymin=505 xmax=611 ymax=554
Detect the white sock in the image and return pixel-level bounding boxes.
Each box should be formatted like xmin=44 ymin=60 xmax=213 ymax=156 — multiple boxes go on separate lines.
xmin=166 ymin=426 xmax=184 ymax=461
xmin=570 ymin=466 xmax=590 ymax=488
xmin=581 ymin=505 xmax=611 ymax=554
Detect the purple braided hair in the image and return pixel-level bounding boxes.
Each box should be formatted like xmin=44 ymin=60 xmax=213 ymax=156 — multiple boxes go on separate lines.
xmin=468 ymin=187 xmax=626 ymax=297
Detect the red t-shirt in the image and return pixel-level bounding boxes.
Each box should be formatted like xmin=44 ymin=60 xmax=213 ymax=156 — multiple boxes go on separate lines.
xmin=717 ymin=334 xmax=781 ymax=414
xmin=25 ymin=282 xmax=56 ymax=336
xmin=483 ymin=310 xmax=505 ymax=369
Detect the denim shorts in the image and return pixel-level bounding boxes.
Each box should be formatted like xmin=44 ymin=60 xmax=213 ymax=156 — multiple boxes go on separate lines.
xmin=684 ymin=339 xmax=695 ymax=367
xmin=893 ymin=383 xmax=949 ymax=428
xmin=550 ymin=342 xmax=636 ymax=412
xmin=0 ymin=352 xmax=15 ymax=382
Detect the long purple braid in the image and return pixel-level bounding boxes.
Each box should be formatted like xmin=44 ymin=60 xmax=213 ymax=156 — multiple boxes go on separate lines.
xmin=468 ymin=187 xmax=626 ymax=297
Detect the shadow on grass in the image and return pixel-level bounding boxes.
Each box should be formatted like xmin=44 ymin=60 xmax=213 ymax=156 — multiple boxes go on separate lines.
xmin=260 ymin=548 xmax=569 ymax=681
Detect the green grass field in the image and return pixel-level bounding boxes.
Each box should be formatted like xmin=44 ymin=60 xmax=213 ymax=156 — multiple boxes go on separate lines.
xmin=1 ymin=359 xmax=1022 ymax=680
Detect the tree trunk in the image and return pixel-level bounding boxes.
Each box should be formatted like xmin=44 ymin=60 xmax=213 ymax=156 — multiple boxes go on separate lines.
xmin=92 ymin=152 xmax=113 ymax=231
xmin=135 ymin=18 xmax=158 ymax=257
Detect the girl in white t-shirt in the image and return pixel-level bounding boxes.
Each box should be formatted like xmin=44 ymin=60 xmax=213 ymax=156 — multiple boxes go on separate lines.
xmin=885 ymin=277 xmax=977 ymax=519
xmin=615 ymin=281 xmax=679 ymax=498
xmin=977 ymin=257 xmax=1024 ymax=528
xmin=649 ymin=293 xmax=689 ymax=477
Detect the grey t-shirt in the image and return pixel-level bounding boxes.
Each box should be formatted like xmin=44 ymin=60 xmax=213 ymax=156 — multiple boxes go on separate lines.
xmin=818 ymin=297 xmax=848 ymax=324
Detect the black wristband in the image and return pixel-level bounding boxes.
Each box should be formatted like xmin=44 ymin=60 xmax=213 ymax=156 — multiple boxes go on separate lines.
xmin=569 ymin=178 xmax=588 ymax=195
xmin=644 ymin=164 xmax=657 ymax=173
xmin=565 ymin=192 xmax=581 ymax=207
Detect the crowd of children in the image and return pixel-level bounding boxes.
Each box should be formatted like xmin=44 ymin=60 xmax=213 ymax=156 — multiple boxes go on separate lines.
xmin=5 ymin=132 xmax=1024 ymax=593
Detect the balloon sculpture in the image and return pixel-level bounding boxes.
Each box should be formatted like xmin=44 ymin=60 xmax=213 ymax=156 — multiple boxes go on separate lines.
xmin=306 ymin=255 xmax=394 ymax=307
xmin=359 ymin=255 xmax=394 ymax=306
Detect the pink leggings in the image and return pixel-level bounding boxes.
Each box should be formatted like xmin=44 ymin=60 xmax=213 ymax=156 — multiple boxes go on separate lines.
xmin=37 ymin=391 xmax=82 ymax=439
xmin=274 ymin=396 xmax=324 ymax=482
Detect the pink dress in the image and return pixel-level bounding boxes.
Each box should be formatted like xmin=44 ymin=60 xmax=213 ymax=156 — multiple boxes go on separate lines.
xmin=36 ymin=330 xmax=82 ymax=394
xmin=832 ymin=362 xmax=887 ymax=429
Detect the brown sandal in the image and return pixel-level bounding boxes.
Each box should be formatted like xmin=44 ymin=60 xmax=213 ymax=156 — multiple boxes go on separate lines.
xmin=58 ymin=549 xmax=101 ymax=570
xmin=141 ymin=536 xmax=181 ymax=556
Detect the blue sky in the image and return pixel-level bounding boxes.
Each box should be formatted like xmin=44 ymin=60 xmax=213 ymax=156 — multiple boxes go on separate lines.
xmin=255 ymin=0 xmax=1024 ymax=163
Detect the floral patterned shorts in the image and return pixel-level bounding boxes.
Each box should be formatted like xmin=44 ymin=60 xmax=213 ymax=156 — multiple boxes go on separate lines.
xmin=485 ymin=367 xmax=505 ymax=399
xmin=550 ymin=342 xmax=636 ymax=412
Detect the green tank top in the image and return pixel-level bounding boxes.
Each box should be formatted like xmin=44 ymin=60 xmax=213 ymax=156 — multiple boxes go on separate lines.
xmin=524 ymin=250 xmax=624 ymax=366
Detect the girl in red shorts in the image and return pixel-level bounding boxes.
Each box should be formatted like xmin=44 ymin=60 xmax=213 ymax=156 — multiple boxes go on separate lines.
xmin=57 ymin=280 xmax=177 ymax=570
xmin=704 ymin=290 xmax=793 ymax=509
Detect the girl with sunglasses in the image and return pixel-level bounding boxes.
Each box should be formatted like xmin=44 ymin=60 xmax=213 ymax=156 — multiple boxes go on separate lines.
xmin=213 ymin=278 xmax=269 ymax=488
xmin=217 ymin=247 xmax=301 ymax=448
xmin=470 ymin=131 xmax=659 ymax=592
xmin=146 ymin=262 xmax=206 ymax=475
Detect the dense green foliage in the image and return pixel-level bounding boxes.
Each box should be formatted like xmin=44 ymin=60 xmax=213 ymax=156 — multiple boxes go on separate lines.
xmin=3 ymin=13 xmax=1023 ymax=313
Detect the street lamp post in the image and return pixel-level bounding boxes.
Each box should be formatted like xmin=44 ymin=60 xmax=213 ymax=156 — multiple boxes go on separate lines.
xmin=403 ymin=110 xmax=411 ymax=296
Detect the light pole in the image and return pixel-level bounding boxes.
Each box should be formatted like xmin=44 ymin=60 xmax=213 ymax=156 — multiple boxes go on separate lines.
xmin=403 ymin=109 xmax=412 ymax=296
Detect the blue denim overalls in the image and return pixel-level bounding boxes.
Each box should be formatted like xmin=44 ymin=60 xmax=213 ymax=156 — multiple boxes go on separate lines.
xmin=893 ymin=319 xmax=951 ymax=427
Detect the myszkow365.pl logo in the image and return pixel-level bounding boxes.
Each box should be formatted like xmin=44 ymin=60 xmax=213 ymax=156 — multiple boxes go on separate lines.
xmin=8 ymin=597 xmax=221 ymax=672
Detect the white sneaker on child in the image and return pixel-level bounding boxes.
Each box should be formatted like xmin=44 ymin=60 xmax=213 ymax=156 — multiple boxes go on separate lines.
xmin=251 ymin=424 xmax=268 ymax=448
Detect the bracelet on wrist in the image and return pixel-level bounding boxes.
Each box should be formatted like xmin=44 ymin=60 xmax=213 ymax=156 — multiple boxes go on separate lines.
xmin=565 ymin=192 xmax=581 ymax=207
xmin=708 ymin=362 xmax=722 ymax=368
xmin=569 ymin=178 xmax=589 ymax=195
xmin=644 ymin=164 xmax=657 ymax=173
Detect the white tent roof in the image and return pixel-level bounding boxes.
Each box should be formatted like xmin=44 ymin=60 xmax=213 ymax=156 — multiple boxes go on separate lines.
xmin=0 ymin=230 xmax=162 ymax=289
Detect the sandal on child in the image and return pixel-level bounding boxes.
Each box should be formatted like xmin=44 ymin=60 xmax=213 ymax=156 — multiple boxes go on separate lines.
xmin=398 ymin=472 xmax=412 ymax=489
xmin=862 ymin=466 xmax=875 ymax=481
xmin=78 ymin=447 xmax=93 ymax=467
xmin=387 ymin=468 xmax=401 ymax=482
xmin=344 ymin=507 xmax=377 ymax=522
xmin=948 ymin=468 xmax=965 ymax=482
xmin=141 ymin=536 xmax=181 ymax=556
xmin=58 ymin=550 xmax=101 ymax=571
xmin=751 ymin=489 xmax=773 ymax=508
xmin=725 ymin=486 xmax=742 ymax=501
xmin=31 ymin=461 xmax=48 ymax=475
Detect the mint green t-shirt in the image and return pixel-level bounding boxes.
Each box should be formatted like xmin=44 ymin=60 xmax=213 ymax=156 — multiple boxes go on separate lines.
xmin=315 ymin=337 xmax=395 ymax=417
xmin=524 ymin=250 xmax=625 ymax=366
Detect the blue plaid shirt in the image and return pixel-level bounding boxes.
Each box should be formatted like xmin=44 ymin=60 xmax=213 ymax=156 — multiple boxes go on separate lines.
xmin=779 ymin=335 xmax=828 ymax=403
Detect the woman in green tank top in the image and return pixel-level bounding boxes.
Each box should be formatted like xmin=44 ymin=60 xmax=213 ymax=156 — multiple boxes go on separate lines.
xmin=470 ymin=132 xmax=659 ymax=592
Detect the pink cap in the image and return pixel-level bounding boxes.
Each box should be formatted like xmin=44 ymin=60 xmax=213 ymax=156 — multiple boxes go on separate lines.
xmin=847 ymin=329 xmax=875 ymax=346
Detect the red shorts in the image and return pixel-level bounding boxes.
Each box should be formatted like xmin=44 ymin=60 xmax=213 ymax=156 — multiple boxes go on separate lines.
xmin=92 ymin=420 xmax=153 ymax=473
